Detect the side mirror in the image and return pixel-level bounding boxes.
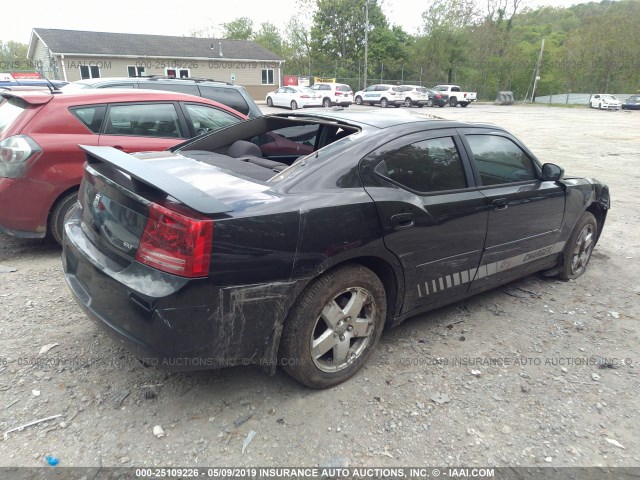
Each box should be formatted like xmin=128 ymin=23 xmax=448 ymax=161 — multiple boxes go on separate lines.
xmin=541 ymin=163 xmax=564 ymax=182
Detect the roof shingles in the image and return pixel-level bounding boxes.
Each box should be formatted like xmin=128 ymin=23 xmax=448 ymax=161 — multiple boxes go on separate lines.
xmin=33 ymin=28 xmax=283 ymax=61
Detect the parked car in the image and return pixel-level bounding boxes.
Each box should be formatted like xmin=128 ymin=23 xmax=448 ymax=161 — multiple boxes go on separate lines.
xmin=433 ymin=84 xmax=477 ymax=107
xmin=354 ymin=84 xmax=405 ymax=108
xmin=426 ymin=88 xmax=449 ymax=107
xmin=310 ymin=82 xmax=354 ymax=107
xmin=0 ymin=75 xmax=67 ymax=90
xmin=62 ymin=109 xmax=609 ymax=389
xmin=61 ymin=76 xmax=262 ymax=118
xmin=621 ymin=95 xmax=640 ymax=110
xmin=589 ymin=94 xmax=621 ymax=110
xmin=399 ymin=85 xmax=429 ymax=107
xmin=265 ymin=86 xmax=322 ymax=110
xmin=0 ymin=89 xmax=246 ymax=245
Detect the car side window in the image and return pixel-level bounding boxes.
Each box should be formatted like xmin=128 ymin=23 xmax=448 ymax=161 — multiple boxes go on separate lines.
xmin=198 ymin=86 xmax=250 ymax=116
xmin=184 ymin=103 xmax=241 ymax=135
xmin=466 ymin=135 xmax=537 ymax=186
xmin=374 ymin=136 xmax=467 ymax=193
xmin=70 ymin=105 xmax=107 ymax=133
xmin=104 ymin=103 xmax=183 ymax=138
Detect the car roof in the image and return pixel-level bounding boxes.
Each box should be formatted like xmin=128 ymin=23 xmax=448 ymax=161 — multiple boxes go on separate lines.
xmin=67 ymin=76 xmax=234 ymax=86
xmin=271 ymin=108 xmax=486 ymax=131
xmin=0 ymin=88 xmax=246 ymax=114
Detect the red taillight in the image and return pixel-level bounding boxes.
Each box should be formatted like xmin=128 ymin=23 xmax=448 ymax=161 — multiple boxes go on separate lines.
xmin=136 ymin=202 xmax=213 ymax=278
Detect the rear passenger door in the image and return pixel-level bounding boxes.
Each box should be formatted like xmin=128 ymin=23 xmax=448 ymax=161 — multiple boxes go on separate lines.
xmin=360 ymin=130 xmax=488 ymax=314
xmin=459 ymin=128 xmax=566 ymax=290
xmin=98 ymin=102 xmax=188 ymax=152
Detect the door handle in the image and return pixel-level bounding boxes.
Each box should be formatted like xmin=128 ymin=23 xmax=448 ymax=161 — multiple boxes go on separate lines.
xmin=492 ymin=198 xmax=508 ymax=210
xmin=390 ymin=213 xmax=415 ymax=229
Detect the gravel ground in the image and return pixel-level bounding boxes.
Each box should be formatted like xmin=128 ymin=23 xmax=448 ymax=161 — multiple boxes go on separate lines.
xmin=0 ymin=103 xmax=638 ymax=469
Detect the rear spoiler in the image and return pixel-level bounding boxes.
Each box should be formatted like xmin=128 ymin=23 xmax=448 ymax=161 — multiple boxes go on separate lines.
xmin=80 ymin=145 xmax=232 ymax=215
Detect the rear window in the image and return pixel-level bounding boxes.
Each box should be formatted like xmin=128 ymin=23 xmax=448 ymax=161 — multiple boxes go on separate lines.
xmin=0 ymin=97 xmax=28 ymax=134
xmin=336 ymin=85 xmax=352 ymax=92
xmin=70 ymin=105 xmax=107 ymax=133
xmin=198 ymin=86 xmax=250 ymax=116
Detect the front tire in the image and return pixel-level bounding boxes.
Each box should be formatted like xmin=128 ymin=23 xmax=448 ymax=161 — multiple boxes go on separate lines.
xmin=558 ymin=212 xmax=598 ymax=280
xmin=404 ymin=98 xmax=412 ymax=107
xmin=266 ymin=97 xmax=273 ymax=107
xmin=380 ymin=98 xmax=389 ymax=108
xmin=427 ymin=99 xmax=434 ymax=107
xmin=279 ymin=264 xmax=387 ymax=388
xmin=323 ymin=98 xmax=332 ymax=108
xmin=49 ymin=190 xmax=78 ymax=246
xmin=355 ymin=96 xmax=363 ymax=105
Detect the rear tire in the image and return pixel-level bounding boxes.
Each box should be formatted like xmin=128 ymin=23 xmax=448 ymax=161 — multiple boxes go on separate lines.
xmin=380 ymin=98 xmax=389 ymax=108
xmin=48 ymin=190 xmax=78 ymax=246
xmin=290 ymin=100 xmax=298 ymax=110
xmin=558 ymin=212 xmax=598 ymax=280
xmin=323 ymin=98 xmax=332 ymax=108
xmin=404 ymin=98 xmax=412 ymax=107
xmin=449 ymin=97 xmax=458 ymax=107
xmin=279 ymin=264 xmax=386 ymax=388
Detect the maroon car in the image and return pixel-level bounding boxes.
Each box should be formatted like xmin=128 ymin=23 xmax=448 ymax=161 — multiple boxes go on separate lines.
xmin=0 ymin=89 xmax=247 ymax=244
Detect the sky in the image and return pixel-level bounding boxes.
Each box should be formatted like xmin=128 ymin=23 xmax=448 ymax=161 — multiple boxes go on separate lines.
xmin=1 ymin=0 xmax=591 ymax=45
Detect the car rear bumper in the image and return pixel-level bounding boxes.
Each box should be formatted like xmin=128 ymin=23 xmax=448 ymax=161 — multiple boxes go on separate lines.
xmin=62 ymin=210 xmax=297 ymax=371
xmin=0 ymin=177 xmax=57 ymax=237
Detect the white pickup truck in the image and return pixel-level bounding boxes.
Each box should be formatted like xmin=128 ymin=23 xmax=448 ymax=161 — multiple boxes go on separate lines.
xmin=433 ymin=84 xmax=477 ymax=107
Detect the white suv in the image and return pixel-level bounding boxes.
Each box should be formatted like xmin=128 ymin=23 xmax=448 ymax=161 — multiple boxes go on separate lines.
xmin=400 ymin=85 xmax=429 ymax=107
xmin=310 ymin=82 xmax=354 ymax=107
xmin=354 ymin=84 xmax=405 ymax=108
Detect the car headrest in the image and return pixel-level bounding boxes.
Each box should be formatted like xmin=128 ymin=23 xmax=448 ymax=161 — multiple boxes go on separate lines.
xmin=227 ymin=140 xmax=262 ymax=158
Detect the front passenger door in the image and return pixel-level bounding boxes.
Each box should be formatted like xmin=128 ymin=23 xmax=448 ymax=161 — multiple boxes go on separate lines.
xmin=461 ymin=130 xmax=566 ymax=290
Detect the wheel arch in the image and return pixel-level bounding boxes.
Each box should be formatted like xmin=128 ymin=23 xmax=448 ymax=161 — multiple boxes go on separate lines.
xmin=293 ymin=255 xmax=403 ymax=328
xmin=47 ymin=185 xmax=80 ymax=227
xmin=586 ymin=201 xmax=607 ymax=244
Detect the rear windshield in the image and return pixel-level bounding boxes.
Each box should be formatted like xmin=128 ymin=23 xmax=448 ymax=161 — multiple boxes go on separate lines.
xmin=0 ymin=97 xmax=28 ymax=134
xmin=336 ymin=85 xmax=352 ymax=92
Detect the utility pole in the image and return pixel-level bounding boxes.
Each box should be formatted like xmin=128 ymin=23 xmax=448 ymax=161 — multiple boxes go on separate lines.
xmin=530 ymin=39 xmax=544 ymax=103
xmin=364 ymin=0 xmax=369 ymax=89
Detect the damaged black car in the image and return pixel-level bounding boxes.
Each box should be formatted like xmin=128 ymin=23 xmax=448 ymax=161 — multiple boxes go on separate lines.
xmin=62 ymin=109 xmax=610 ymax=388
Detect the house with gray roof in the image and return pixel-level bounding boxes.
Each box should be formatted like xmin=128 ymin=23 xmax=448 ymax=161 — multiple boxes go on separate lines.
xmin=27 ymin=28 xmax=284 ymax=99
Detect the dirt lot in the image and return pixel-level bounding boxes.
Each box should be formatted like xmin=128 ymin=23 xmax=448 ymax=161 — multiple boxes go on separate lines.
xmin=0 ymin=103 xmax=638 ymax=469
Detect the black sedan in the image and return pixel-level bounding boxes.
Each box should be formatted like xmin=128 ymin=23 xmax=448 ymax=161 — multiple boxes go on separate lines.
xmin=622 ymin=95 xmax=640 ymax=110
xmin=62 ymin=110 xmax=610 ymax=388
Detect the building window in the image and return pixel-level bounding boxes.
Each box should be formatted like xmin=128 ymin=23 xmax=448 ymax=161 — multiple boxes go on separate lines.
xmin=261 ymin=69 xmax=274 ymax=85
xmin=127 ymin=66 xmax=145 ymax=77
xmin=165 ymin=68 xmax=190 ymax=78
xmin=79 ymin=65 xmax=100 ymax=79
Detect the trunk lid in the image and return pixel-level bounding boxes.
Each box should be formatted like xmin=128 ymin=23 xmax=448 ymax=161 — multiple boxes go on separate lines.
xmin=76 ymin=146 xmax=275 ymax=275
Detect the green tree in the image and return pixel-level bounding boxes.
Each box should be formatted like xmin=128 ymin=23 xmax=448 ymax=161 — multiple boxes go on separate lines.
xmin=222 ymin=17 xmax=254 ymax=40
xmin=0 ymin=41 xmax=28 ymax=66
xmin=253 ymin=22 xmax=285 ymax=56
